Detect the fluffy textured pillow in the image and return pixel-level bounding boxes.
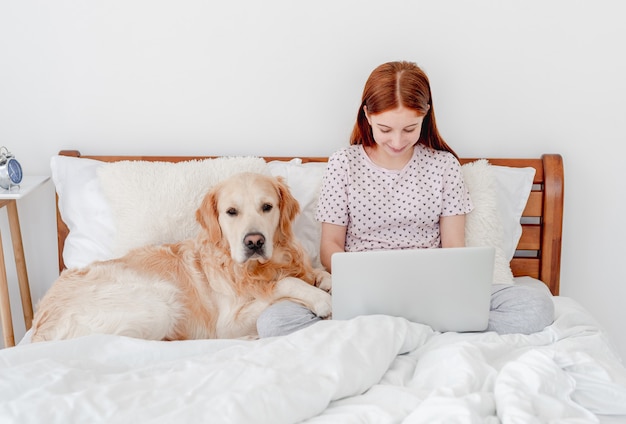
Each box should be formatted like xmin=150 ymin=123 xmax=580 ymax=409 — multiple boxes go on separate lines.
xmin=51 ymin=155 xmax=268 ymax=268
xmin=462 ymin=160 xmax=513 ymax=283
xmin=97 ymin=157 xmax=268 ymax=257
xmin=463 ymin=160 xmax=535 ymax=283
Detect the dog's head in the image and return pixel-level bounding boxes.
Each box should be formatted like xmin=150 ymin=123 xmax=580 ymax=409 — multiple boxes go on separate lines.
xmin=196 ymin=172 xmax=300 ymax=264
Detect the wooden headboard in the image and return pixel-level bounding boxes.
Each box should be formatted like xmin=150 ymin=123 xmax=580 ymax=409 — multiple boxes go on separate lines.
xmin=55 ymin=150 xmax=564 ymax=295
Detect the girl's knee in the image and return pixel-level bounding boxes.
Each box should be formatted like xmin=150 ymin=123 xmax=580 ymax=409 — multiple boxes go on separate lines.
xmin=489 ymin=284 xmax=555 ymax=334
xmin=257 ymin=301 xmax=321 ymax=338
xmin=525 ymin=289 xmax=555 ymax=331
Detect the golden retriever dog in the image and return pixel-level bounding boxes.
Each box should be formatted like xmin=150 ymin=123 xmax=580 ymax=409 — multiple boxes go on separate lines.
xmin=31 ymin=172 xmax=332 ymax=342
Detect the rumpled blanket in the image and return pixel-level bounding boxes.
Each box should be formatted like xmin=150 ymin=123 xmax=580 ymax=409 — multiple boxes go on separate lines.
xmin=2 ymin=297 xmax=626 ymax=424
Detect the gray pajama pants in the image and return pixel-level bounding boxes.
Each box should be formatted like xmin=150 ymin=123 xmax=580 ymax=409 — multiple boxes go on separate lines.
xmin=256 ymin=282 xmax=555 ymax=338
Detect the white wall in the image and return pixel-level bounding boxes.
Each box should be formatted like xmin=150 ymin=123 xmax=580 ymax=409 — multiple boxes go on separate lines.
xmin=1 ymin=0 xmax=625 ymax=358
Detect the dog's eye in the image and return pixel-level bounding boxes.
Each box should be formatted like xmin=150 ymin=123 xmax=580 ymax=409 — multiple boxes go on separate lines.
xmin=262 ymin=203 xmax=273 ymax=213
xmin=226 ymin=208 xmax=238 ymax=216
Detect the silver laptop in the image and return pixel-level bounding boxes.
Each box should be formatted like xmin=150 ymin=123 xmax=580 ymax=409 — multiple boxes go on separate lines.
xmin=331 ymin=246 xmax=495 ymax=332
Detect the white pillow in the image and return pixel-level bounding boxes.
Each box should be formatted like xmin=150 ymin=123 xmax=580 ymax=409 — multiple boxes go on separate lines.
xmin=491 ymin=165 xmax=535 ymax=260
xmin=51 ymin=156 xmax=115 ymax=269
xmin=98 ymin=157 xmax=269 ymax=257
xmin=267 ymin=159 xmax=327 ymax=267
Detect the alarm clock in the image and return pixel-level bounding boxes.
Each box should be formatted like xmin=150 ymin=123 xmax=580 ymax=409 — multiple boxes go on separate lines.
xmin=0 ymin=146 xmax=23 ymax=190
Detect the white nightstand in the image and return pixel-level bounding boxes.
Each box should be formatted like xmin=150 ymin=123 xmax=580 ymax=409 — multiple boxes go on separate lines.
xmin=0 ymin=176 xmax=49 ymax=347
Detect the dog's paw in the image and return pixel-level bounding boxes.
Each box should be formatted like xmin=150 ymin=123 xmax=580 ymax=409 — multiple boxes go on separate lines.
xmin=310 ymin=290 xmax=332 ymax=318
xmin=314 ymin=270 xmax=332 ymax=292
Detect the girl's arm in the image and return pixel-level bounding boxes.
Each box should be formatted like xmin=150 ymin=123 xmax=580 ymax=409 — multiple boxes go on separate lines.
xmin=440 ymin=214 xmax=466 ymax=248
xmin=320 ymin=222 xmax=348 ymax=272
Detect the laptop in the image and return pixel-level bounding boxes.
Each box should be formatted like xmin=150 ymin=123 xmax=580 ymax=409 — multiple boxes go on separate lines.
xmin=331 ymin=246 xmax=495 ymax=332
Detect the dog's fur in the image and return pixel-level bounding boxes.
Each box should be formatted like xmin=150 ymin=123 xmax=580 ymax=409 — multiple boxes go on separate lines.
xmin=31 ymin=172 xmax=332 ymax=342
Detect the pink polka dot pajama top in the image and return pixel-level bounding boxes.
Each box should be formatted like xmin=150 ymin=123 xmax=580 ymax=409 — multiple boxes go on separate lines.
xmin=315 ymin=144 xmax=473 ymax=252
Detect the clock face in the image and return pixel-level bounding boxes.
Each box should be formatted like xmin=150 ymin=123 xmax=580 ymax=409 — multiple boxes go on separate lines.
xmin=7 ymin=159 xmax=22 ymax=184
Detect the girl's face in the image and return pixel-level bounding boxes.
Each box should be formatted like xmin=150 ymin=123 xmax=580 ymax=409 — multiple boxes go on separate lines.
xmin=365 ymin=106 xmax=426 ymax=162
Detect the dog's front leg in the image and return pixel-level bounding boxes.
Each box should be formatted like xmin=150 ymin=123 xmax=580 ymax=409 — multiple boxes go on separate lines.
xmin=271 ymin=277 xmax=332 ymax=318
xmin=313 ymin=269 xmax=332 ymax=292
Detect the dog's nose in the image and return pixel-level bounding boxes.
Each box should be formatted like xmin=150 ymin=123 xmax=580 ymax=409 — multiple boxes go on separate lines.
xmin=244 ymin=233 xmax=265 ymax=252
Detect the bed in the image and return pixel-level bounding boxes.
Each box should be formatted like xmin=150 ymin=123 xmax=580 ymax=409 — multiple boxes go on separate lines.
xmin=2 ymin=150 xmax=626 ymax=423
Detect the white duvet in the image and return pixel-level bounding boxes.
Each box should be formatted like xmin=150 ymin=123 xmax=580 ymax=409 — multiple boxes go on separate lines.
xmin=2 ymin=297 xmax=626 ymax=424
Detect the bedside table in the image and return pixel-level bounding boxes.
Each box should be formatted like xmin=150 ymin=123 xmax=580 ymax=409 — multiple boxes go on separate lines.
xmin=0 ymin=176 xmax=49 ymax=347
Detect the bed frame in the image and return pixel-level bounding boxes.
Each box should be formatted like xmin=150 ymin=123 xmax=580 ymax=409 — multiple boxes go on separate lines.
xmin=55 ymin=150 xmax=564 ymax=295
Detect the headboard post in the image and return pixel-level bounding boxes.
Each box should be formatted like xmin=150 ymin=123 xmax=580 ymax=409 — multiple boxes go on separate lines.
xmin=540 ymin=154 xmax=564 ymax=295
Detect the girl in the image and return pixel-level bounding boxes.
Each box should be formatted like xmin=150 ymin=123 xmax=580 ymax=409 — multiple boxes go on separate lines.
xmin=257 ymin=61 xmax=553 ymax=337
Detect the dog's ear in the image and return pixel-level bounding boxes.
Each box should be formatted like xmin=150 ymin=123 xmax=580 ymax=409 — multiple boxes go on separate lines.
xmin=275 ymin=176 xmax=300 ymax=241
xmin=196 ymin=187 xmax=222 ymax=244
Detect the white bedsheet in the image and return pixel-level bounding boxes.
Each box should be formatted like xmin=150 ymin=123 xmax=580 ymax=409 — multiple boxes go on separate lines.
xmin=2 ymin=297 xmax=626 ymax=424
